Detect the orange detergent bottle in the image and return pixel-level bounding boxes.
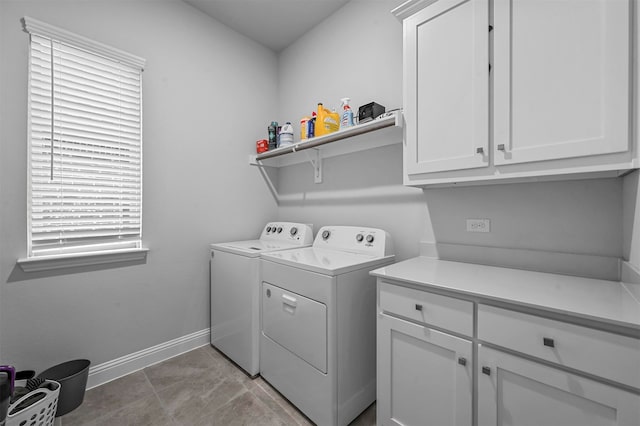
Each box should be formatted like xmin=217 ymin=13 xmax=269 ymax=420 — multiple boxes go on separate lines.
xmin=315 ymin=103 xmax=340 ymax=136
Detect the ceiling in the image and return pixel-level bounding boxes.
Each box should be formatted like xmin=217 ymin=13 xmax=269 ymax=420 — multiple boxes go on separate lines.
xmin=182 ymin=0 xmax=351 ymax=52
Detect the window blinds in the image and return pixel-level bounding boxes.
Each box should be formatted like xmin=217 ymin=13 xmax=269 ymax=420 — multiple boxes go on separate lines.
xmin=26 ymin=23 xmax=144 ymax=258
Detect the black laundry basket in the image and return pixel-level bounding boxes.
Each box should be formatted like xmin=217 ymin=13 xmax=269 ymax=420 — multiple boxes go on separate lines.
xmin=37 ymin=359 xmax=90 ymax=417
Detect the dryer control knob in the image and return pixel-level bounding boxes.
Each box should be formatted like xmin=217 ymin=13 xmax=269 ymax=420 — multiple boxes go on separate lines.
xmin=322 ymin=230 xmax=331 ymax=240
xmin=356 ymin=234 xmax=364 ymax=242
xmin=266 ymin=226 xmax=272 ymax=232
xmin=366 ymin=234 xmax=375 ymax=243
xmin=290 ymin=227 xmax=298 ymax=236
xmin=277 ymin=227 xmax=283 ymax=233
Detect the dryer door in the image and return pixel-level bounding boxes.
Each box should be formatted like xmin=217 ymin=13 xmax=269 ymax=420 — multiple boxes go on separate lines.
xmin=262 ymin=282 xmax=327 ymax=373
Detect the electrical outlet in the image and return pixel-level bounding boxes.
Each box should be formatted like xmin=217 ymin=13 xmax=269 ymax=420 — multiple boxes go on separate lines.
xmin=466 ymin=219 xmax=491 ymax=233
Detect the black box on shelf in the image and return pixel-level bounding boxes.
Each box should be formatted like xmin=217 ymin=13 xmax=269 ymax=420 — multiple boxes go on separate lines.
xmin=358 ymin=102 xmax=385 ymax=124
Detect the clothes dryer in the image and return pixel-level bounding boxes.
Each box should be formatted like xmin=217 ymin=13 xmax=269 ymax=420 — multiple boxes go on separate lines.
xmin=259 ymin=226 xmax=395 ymax=425
xmin=210 ymin=222 xmax=313 ymax=377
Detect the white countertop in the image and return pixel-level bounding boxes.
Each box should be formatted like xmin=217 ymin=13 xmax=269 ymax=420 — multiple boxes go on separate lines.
xmin=371 ymin=257 xmax=640 ymax=334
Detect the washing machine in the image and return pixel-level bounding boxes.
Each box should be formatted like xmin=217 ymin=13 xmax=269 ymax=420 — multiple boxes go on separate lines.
xmin=210 ymin=222 xmax=313 ymax=377
xmin=259 ymin=225 xmax=395 ymax=426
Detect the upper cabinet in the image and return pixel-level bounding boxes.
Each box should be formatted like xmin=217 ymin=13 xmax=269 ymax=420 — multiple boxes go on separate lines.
xmin=493 ymin=0 xmax=630 ymax=165
xmin=394 ymin=0 xmax=638 ymax=187
xmin=403 ymin=0 xmax=489 ymax=175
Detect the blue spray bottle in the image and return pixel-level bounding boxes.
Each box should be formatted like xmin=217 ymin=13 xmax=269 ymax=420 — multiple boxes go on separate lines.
xmin=340 ymin=97 xmax=355 ymax=129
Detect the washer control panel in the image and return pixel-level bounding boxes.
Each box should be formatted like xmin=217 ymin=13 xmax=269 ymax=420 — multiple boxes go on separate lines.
xmin=261 ymin=222 xmax=314 ymax=245
xmin=313 ymin=226 xmax=394 ymax=257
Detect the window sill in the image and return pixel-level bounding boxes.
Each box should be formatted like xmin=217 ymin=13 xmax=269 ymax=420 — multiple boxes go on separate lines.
xmin=17 ymin=248 xmax=149 ymax=272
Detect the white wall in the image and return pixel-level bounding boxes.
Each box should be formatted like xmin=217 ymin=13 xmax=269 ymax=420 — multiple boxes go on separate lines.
xmin=277 ymin=0 xmax=404 ymax=128
xmin=275 ymin=0 xmax=429 ymax=262
xmin=623 ymin=171 xmax=640 ymax=272
xmin=275 ymin=0 xmax=625 ymax=278
xmin=0 ymin=0 xmax=279 ymax=371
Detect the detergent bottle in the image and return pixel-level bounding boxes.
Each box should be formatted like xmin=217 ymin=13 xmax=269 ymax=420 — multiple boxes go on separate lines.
xmin=316 ymin=103 xmax=340 ymax=136
xmin=268 ymin=121 xmax=278 ymax=150
xmin=300 ymin=116 xmax=310 ymax=140
xmin=279 ymin=122 xmax=294 ymax=147
xmin=307 ymin=112 xmax=316 ymax=138
xmin=340 ymin=97 xmax=355 ymax=129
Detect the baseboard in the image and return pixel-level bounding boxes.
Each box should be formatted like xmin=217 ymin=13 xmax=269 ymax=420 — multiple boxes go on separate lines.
xmin=421 ymin=242 xmax=620 ymax=281
xmin=86 ymin=328 xmax=210 ymax=390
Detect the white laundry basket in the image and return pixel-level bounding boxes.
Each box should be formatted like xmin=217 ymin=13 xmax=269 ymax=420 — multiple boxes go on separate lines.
xmin=6 ymin=381 xmax=60 ymax=426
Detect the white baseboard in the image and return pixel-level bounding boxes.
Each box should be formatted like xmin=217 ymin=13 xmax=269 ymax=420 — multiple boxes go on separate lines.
xmin=419 ymin=241 xmax=620 ymax=281
xmin=86 ymin=328 xmax=210 ymax=390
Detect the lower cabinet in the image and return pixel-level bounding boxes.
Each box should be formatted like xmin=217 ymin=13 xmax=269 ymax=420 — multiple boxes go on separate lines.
xmin=377 ymin=312 xmax=472 ymax=426
xmin=376 ymin=278 xmax=640 ymax=426
xmin=477 ymin=345 xmax=640 ymax=426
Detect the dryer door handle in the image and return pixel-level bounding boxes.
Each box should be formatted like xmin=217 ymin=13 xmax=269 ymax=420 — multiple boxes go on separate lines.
xmin=282 ymin=294 xmax=297 ymax=308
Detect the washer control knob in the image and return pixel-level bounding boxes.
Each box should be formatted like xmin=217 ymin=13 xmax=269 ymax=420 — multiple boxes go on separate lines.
xmin=322 ymin=230 xmax=331 ymax=240
xmin=366 ymin=234 xmax=375 ymax=243
xmin=290 ymin=227 xmax=298 ymax=236
xmin=356 ymin=234 xmax=364 ymax=242
xmin=277 ymin=227 xmax=283 ymax=233
xmin=266 ymin=226 xmax=272 ymax=233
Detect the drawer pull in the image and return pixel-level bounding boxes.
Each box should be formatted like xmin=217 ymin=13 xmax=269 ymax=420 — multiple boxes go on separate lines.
xmin=482 ymin=366 xmax=491 ymax=376
xmin=415 ymin=304 xmax=423 ymax=311
xmin=458 ymin=357 xmax=467 ymax=366
xmin=282 ymin=294 xmax=297 ymax=308
xmin=543 ymin=337 xmax=555 ymax=348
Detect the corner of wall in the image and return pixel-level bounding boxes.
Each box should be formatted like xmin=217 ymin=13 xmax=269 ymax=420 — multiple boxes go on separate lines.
xmin=622 ymin=170 xmax=640 ymax=270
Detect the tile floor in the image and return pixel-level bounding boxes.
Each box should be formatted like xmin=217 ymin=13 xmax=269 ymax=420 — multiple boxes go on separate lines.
xmin=61 ymin=345 xmax=376 ymax=426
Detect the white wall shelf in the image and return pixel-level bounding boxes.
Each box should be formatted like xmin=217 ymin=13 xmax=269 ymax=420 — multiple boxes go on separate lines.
xmin=249 ymin=111 xmax=403 ymax=182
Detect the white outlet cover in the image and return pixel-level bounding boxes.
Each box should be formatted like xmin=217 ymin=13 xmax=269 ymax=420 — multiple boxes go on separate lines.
xmin=466 ymin=219 xmax=491 ymax=233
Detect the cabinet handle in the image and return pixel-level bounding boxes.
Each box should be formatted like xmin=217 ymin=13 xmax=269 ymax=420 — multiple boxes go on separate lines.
xmin=497 ymin=144 xmax=506 ymax=151
xmin=543 ymin=337 xmax=555 ymax=348
xmin=282 ymin=294 xmax=297 ymax=308
xmin=458 ymin=357 xmax=467 ymax=366
xmin=415 ymin=304 xmax=423 ymax=311
xmin=476 ymin=147 xmax=484 ymax=154
xmin=482 ymin=366 xmax=491 ymax=376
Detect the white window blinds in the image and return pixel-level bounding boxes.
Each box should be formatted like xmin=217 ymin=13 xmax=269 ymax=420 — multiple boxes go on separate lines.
xmin=25 ymin=18 xmax=145 ymax=258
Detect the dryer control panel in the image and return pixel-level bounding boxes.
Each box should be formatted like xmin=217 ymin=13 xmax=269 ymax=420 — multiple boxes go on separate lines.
xmin=261 ymin=222 xmax=314 ymax=245
xmin=313 ymin=226 xmax=394 ymax=257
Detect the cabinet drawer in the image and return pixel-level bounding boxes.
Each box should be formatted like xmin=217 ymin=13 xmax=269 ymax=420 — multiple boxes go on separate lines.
xmin=478 ymin=304 xmax=640 ymax=389
xmin=379 ymin=281 xmax=473 ymax=337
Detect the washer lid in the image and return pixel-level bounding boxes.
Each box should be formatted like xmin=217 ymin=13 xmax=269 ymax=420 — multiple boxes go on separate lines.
xmin=261 ymin=247 xmax=395 ymax=275
xmin=210 ymin=240 xmax=308 ymax=257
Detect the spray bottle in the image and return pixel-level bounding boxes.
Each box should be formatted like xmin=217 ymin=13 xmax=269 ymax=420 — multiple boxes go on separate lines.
xmin=340 ymin=97 xmax=355 ymax=129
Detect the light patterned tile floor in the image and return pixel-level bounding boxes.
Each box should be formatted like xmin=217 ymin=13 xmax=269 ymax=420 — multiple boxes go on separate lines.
xmin=61 ymin=346 xmax=376 ymax=426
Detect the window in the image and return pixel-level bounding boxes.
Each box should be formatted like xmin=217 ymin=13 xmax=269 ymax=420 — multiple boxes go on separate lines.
xmin=21 ymin=17 xmax=146 ymax=268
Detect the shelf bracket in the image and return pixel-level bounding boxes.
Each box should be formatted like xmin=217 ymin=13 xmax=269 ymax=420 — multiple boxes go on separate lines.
xmin=248 ymin=156 xmax=280 ymax=202
xmin=305 ymin=149 xmax=322 ymax=184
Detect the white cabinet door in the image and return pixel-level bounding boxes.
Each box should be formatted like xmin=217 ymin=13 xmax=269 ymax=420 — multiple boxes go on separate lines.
xmin=377 ymin=313 xmax=472 ymax=426
xmin=477 ymin=345 xmax=640 ymax=426
xmin=404 ymin=0 xmax=489 ymax=175
xmin=493 ymin=0 xmax=631 ymax=166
